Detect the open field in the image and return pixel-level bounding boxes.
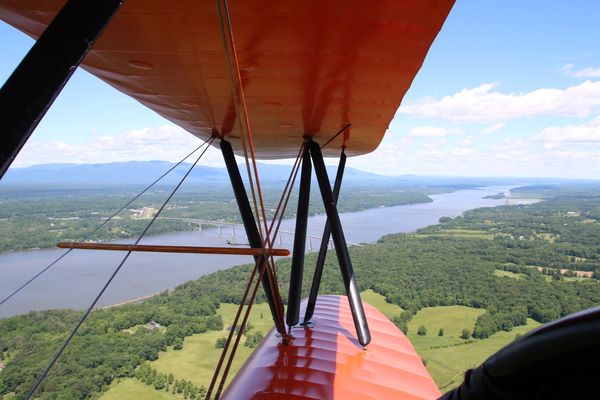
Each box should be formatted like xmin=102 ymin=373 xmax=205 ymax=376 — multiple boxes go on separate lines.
xmin=102 ymin=379 xmax=177 ymax=400
xmin=360 ymin=289 xmax=403 ymax=318
xmin=102 ymin=303 xmax=274 ymax=399
xmin=494 ymin=270 xmax=526 ymax=279
xmin=421 ymin=319 xmax=542 ymax=390
xmin=101 ymin=293 xmax=544 ymax=399
xmin=408 ymin=305 xmax=486 ymax=341
xmin=150 ymin=303 xmax=274 ymax=389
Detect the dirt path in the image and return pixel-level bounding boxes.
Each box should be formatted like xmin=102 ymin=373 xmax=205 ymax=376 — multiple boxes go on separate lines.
xmin=94 ymin=292 xmax=162 ymax=310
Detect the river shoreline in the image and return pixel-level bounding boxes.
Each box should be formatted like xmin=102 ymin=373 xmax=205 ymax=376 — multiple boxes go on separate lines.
xmin=0 ymin=186 xmax=514 ymax=319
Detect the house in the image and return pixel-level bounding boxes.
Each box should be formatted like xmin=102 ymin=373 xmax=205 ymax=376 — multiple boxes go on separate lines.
xmin=144 ymin=321 xmax=161 ymax=332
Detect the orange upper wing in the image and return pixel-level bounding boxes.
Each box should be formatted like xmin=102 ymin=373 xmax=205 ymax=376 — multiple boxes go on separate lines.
xmin=0 ymin=0 xmax=455 ymax=159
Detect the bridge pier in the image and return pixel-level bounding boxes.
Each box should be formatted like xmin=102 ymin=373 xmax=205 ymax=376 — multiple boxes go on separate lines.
xmin=218 ymin=225 xmax=222 ymax=235
xmin=231 ymin=226 xmax=235 ymax=237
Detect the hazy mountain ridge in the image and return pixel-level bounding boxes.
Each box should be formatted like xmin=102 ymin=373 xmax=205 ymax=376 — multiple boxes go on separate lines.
xmin=1 ymin=161 xmax=414 ymax=186
xmin=2 ymin=161 xmax=593 ymax=187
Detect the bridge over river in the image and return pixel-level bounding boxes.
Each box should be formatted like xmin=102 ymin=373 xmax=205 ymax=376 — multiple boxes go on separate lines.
xmin=165 ymin=218 xmax=362 ymax=250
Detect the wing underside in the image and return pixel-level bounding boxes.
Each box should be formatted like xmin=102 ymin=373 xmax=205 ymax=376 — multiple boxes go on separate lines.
xmin=0 ymin=0 xmax=455 ymax=159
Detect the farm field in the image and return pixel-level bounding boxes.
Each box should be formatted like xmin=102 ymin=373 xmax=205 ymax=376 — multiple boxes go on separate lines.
xmin=101 ymin=292 xmax=542 ymax=399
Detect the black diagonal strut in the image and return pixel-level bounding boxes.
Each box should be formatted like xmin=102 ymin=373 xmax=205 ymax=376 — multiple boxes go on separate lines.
xmin=308 ymin=140 xmax=371 ymax=347
xmin=286 ymin=143 xmax=311 ymax=329
xmin=0 ymin=0 xmax=125 ymax=179
xmin=303 ymin=149 xmax=346 ymax=324
xmin=220 ymin=139 xmax=284 ymax=334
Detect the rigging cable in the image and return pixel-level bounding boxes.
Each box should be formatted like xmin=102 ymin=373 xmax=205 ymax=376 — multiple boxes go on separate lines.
xmin=262 ymin=141 xmax=307 ymax=288
xmin=0 ymin=138 xmax=213 ymax=308
xmin=215 ymin=0 xmax=288 ymax=327
xmin=214 ymin=0 xmax=287 ymax=341
xmin=24 ymin=137 xmax=216 ymax=399
xmin=320 ymin=123 xmax=352 ymax=150
xmin=215 ymin=0 xmax=274 ymax=252
xmin=206 ymin=142 xmax=307 ymax=400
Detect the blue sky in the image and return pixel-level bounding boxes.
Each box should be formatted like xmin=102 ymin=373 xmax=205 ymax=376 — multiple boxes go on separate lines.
xmin=2 ymin=0 xmax=600 ymax=179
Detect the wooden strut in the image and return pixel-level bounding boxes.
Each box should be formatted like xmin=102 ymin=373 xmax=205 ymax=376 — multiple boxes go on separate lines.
xmin=57 ymin=242 xmax=290 ymax=257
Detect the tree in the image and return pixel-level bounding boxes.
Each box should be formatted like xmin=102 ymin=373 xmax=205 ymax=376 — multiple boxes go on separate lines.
xmin=154 ymin=373 xmax=166 ymax=390
xmin=417 ymin=325 xmax=427 ymax=336
xmin=173 ymin=337 xmax=184 ymax=350
xmin=215 ymin=337 xmax=227 ymax=349
xmin=244 ymin=331 xmax=264 ymax=348
xmin=145 ymin=370 xmax=155 ymax=386
xmin=461 ymin=329 xmax=471 ymax=340
xmin=438 ymin=328 xmax=444 ymax=336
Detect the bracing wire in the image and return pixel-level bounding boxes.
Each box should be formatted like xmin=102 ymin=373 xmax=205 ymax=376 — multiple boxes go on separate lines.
xmin=0 ymin=138 xmax=213 ymax=308
xmin=263 ymin=141 xmax=307 ymax=286
xmin=205 ymin=252 xmax=264 ymax=400
xmin=320 ymin=123 xmax=351 ymax=149
xmin=213 ymin=260 xmax=266 ymax=400
xmin=215 ymin=0 xmax=273 ymax=253
xmin=206 ymin=141 xmax=307 ymax=400
xmin=24 ymin=137 xmax=215 ymax=399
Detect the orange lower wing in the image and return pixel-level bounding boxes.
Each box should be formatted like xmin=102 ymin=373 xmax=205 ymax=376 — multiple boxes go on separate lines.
xmin=221 ymin=295 xmax=440 ymax=400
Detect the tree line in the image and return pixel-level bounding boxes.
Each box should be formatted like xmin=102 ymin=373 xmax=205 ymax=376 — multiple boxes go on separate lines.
xmin=0 ymin=184 xmax=441 ymax=252
xmin=1 ymin=184 xmax=599 ymax=398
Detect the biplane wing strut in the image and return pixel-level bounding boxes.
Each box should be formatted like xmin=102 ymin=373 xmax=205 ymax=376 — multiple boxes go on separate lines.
xmin=222 ymin=135 xmax=371 ymax=346
xmin=0 ymin=0 xmax=124 ymax=178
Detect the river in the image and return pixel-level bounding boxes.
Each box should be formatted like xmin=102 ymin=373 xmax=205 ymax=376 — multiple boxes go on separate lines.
xmin=0 ymin=186 xmax=513 ymax=319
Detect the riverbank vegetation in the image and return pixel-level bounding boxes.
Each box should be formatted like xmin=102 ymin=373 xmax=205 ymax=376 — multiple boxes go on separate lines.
xmin=0 ymin=183 xmax=455 ymax=253
xmin=1 ymin=185 xmax=599 ymax=399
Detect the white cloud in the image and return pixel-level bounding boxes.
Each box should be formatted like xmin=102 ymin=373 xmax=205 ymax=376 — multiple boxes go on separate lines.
xmin=573 ymin=68 xmax=600 ymax=78
xmin=406 ymin=126 xmax=464 ymax=137
xmin=346 ymin=139 xmax=600 ymax=179
xmin=423 ymin=138 xmax=447 ymax=148
xmin=452 ymin=148 xmax=475 ymax=156
xmin=559 ymin=63 xmax=576 ymax=75
xmin=530 ymin=116 xmax=600 ymax=148
xmin=399 ymin=81 xmax=600 ymax=123
xmin=11 ymin=125 xmax=226 ymax=168
xmin=459 ymin=137 xmax=473 ymax=147
xmin=560 ymin=63 xmax=600 ymax=78
xmin=476 ymin=123 xmax=507 ymax=136
xmin=88 ymin=125 xmax=197 ymax=150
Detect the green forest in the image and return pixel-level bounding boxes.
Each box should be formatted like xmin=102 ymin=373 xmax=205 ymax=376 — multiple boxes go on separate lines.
xmin=1 ymin=184 xmax=600 ymax=399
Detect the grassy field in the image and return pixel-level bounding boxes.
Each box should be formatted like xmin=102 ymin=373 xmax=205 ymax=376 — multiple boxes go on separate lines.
xmin=101 ymin=293 xmax=543 ymax=399
xmin=360 ymin=289 xmax=403 ymax=318
xmin=150 ymin=303 xmax=274 ymax=388
xmin=408 ymin=305 xmax=485 ymax=341
xmin=102 ymin=302 xmax=275 ymax=399
xmin=102 ymin=379 xmax=177 ymax=400
xmin=494 ymin=270 xmax=526 ymax=279
xmin=421 ymin=319 xmax=542 ymax=391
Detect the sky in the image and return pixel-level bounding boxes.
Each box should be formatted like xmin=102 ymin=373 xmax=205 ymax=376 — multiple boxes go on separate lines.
xmin=1 ymin=0 xmax=600 ymax=179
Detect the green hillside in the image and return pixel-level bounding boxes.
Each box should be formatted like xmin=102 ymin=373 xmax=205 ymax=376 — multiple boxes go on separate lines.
xmin=2 ymin=186 xmax=600 ymax=399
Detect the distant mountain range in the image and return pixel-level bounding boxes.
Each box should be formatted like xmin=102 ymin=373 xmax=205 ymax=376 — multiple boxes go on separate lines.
xmin=0 ymin=161 xmax=399 ymax=186
xmin=1 ymin=161 xmax=587 ymax=187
